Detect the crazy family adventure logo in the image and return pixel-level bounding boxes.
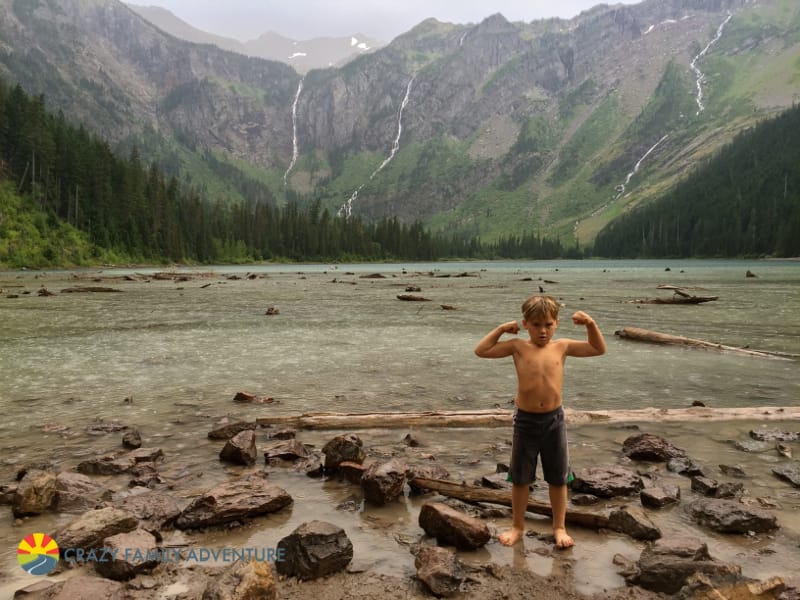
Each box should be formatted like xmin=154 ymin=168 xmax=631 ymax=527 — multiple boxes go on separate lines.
xmin=17 ymin=533 xmax=60 ymax=575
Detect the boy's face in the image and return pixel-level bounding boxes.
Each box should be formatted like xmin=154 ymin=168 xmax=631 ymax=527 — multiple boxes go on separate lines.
xmin=522 ymin=312 xmax=558 ymax=347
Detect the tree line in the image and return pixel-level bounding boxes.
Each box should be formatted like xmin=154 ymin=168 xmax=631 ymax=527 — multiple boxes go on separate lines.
xmin=593 ymin=104 xmax=800 ymax=258
xmin=0 ymin=80 xmax=570 ymax=266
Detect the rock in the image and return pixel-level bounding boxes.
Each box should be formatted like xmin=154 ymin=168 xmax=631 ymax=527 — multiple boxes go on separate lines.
xmin=127 ymin=447 xmax=164 ymax=463
xmin=571 ymin=466 xmax=644 ymax=497
xmin=128 ymin=463 xmax=164 ymax=488
xmin=322 ymin=434 xmax=366 ymax=470
xmin=361 ymin=459 xmax=407 ymax=505
xmin=746 ymin=270 xmax=757 ymax=278
xmin=622 ymin=433 xmax=688 ymax=461
xmin=276 ymin=521 xmax=353 ymax=580
xmin=233 ymin=391 xmax=275 ymax=403
xmin=122 ymin=428 xmax=142 ymax=449
xmin=77 ymin=453 xmax=137 ymax=476
xmin=681 ymin=571 xmax=786 ymax=599
xmin=338 ymin=461 xmax=367 ymax=484
xmin=715 ymin=482 xmax=744 ymax=499
xmin=54 ymin=472 xmax=107 ymax=513
xmin=640 ymin=484 xmax=681 ymax=508
xmin=629 ymin=536 xmax=741 ymax=594
xmin=414 ymin=545 xmax=465 ymax=597
xmin=668 ymin=457 xmax=708 ymax=477
xmin=117 ymin=491 xmax=181 ymax=530
xmin=202 ymin=559 xmax=277 ymax=600
xmin=571 ymin=493 xmax=600 ymax=506
xmin=265 ymin=306 xmax=280 ymax=315
xmin=772 ymin=463 xmax=800 ymax=488
xmin=220 ymin=429 xmax=258 ymax=465
xmin=733 ymin=439 xmax=773 ymax=453
xmin=478 ymin=472 xmax=512 ymax=489
xmin=15 ymin=575 xmax=126 ymax=599
xmin=418 ymin=502 xmax=491 ymax=550
xmin=263 ymin=438 xmax=309 ymax=462
xmin=56 ymin=507 xmax=139 ymax=553
xmin=688 ymin=498 xmax=779 ymax=534
xmin=294 ymin=453 xmax=324 ymax=478
xmin=403 ymin=432 xmax=421 ymax=446
xmin=13 ymin=469 xmax=57 ymax=517
xmin=94 ymin=529 xmax=159 ymax=580
xmin=691 ymin=475 xmax=719 ymax=497
xmin=407 ymin=464 xmax=451 ymax=494
xmin=175 ymin=478 xmax=292 ymax=529
xmin=207 ymin=421 xmax=257 ymax=440
xmin=719 ymin=464 xmax=747 ymax=478
xmin=1 ymin=483 xmax=17 ymax=505
xmin=269 ymin=428 xmax=296 ymax=440
xmin=749 ymin=428 xmax=799 ymax=442
xmin=86 ymin=420 xmax=129 ymax=435
xmin=608 ymin=506 xmax=661 ymax=540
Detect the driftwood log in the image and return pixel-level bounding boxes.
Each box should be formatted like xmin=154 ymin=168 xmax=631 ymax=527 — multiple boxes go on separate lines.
xmin=615 ymin=326 xmax=794 ymax=359
xmin=255 ymin=406 xmax=800 ymax=430
xmin=397 ymin=294 xmax=430 ymax=301
xmin=627 ymin=292 xmax=718 ymax=304
xmin=409 ymin=476 xmax=610 ymax=530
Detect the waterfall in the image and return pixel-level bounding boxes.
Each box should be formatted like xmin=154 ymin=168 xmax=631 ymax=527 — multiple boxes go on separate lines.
xmin=615 ymin=135 xmax=669 ymax=199
xmin=690 ymin=14 xmax=732 ymax=115
xmin=283 ymin=77 xmax=304 ymax=185
xmin=338 ymin=76 xmax=415 ymax=217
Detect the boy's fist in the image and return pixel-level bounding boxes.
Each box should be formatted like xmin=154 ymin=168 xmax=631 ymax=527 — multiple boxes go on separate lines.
xmin=501 ymin=320 xmax=520 ymax=334
xmin=571 ymin=311 xmax=594 ymax=326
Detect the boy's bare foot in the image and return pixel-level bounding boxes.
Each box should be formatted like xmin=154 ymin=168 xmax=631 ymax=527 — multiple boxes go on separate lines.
xmin=554 ymin=528 xmax=574 ymax=549
xmin=498 ymin=527 xmax=524 ymax=546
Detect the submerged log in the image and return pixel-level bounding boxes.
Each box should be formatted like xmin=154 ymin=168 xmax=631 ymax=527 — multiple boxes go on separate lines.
xmin=409 ymin=477 xmax=609 ymax=530
xmin=615 ymin=326 xmax=793 ymax=360
xmin=255 ymin=406 xmax=800 ymax=430
xmin=628 ymin=294 xmax=718 ymax=304
xmin=397 ymin=294 xmax=430 ymax=301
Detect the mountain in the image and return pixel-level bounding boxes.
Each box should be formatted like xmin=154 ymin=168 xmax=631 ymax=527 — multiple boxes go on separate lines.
xmin=1 ymin=0 xmax=797 ymax=246
xmin=127 ymin=4 xmax=383 ymax=73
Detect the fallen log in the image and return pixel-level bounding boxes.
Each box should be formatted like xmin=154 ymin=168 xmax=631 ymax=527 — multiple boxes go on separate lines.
xmin=409 ymin=477 xmax=610 ymax=530
xmin=397 ymin=294 xmax=430 ymax=301
xmin=615 ymin=326 xmax=792 ymax=360
xmin=255 ymin=406 xmax=800 ymax=430
xmin=60 ymin=286 xmax=122 ymax=293
xmin=627 ymin=294 xmax=718 ymax=304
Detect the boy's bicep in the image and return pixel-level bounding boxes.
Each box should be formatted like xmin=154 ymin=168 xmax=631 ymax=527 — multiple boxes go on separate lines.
xmin=477 ymin=339 xmax=516 ymax=358
xmin=564 ymin=339 xmax=602 ymax=357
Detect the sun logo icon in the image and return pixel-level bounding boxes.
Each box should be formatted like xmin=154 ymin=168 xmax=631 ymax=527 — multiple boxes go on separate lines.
xmin=17 ymin=533 xmax=59 ymax=575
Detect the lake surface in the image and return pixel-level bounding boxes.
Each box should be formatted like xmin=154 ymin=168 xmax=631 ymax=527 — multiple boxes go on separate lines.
xmin=1 ymin=259 xmax=799 ymax=595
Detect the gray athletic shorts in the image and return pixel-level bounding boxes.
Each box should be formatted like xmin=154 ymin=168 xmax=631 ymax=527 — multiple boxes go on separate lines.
xmin=508 ymin=405 xmax=569 ymax=486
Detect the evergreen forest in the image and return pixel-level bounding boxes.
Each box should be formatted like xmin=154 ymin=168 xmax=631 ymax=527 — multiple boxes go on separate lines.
xmin=593 ymin=104 xmax=800 ymax=258
xmin=0 ymin=81 xmax=569 ymax=268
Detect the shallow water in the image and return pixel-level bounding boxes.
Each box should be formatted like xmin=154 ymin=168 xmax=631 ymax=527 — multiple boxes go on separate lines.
xmin=1 ymin=259 xmax=799 ymax=595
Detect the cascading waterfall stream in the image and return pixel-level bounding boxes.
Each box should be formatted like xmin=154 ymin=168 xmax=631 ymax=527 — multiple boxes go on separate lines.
xmin=338 ymin=76 xmax=415 ymax=217
xmin=614 ymin=134 xmax=669 ymax=200
xmin=283 ymin=77 xmax=304 ymax=185
xmin=690 ymin=13 xmax=732 ymax=115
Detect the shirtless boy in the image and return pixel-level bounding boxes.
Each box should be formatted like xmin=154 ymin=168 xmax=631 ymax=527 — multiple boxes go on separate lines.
xmin=474 ymin=295 xmax=606 ymax=548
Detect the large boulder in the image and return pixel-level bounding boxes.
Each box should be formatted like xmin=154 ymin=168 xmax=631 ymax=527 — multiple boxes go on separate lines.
xmin=276 ymin=521 xmax=353 ymax=580
xmin=220 ymin=429 xmax=258 ymax=465
xmin=117 ymin=490 xmax=181 ymax=530
xmin=628 ymin=537 xmax=741 ymax=594
xmin=175 ymin=478 xmax=292 ymax=529
xmin=13 ymin=469 xmax=57 ymax=517
xmin=687 ymin=498 xmax=779 ymax=534
xmin=571 ymin=466 xmax=644 ymax=497
xmin=418 ymin=502 xmax=490 ymax=550
xmin=202 ymin=559 xmax=277 ymax=600
xmin=54 ymin=472 xmax=107 ymax=513
xmin=414 ymin=545 xmax=465 ymax=597
xmin=361 ymin=459 xmax=407 ymax=505
xmin=56 ymin=507 xmax=138 ymax=554
xmin=622 ymin=433 xmax=688 ymax=461
xmin=94 ymin=528 xmax=159 ymax=580
xmin=321 ymin=434 xmax=366 ymax=470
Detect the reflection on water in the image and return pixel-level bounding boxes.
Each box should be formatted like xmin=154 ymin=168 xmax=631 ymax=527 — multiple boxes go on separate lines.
xmin=1 ymin=259 xmax=799 ymax=594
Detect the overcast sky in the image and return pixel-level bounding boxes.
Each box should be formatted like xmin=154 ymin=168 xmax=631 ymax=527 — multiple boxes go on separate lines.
xmin=126 ymin=0 xmax=640 ymax=42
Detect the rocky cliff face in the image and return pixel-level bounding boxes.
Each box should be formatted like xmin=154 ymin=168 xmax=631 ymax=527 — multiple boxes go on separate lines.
xmin=0 ymin=0 xmax=793 ymax=240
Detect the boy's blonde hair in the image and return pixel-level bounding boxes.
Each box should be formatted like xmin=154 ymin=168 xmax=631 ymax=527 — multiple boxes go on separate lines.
xmin=521 ymin=295 xmax=560 ymax=322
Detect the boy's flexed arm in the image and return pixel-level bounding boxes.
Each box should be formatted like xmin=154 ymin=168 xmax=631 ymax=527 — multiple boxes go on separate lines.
xmin=474 ymin=321 xmax=520 ymax=358
xmin=566 ymin=311 xmax=607 ymax=357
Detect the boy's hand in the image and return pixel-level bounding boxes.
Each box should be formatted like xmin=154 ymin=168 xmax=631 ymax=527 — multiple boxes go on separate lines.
xmin=571 ymin=311 xmax=595 ymax=326
xmin=499 ymin=320 xmax=520 ymax=335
